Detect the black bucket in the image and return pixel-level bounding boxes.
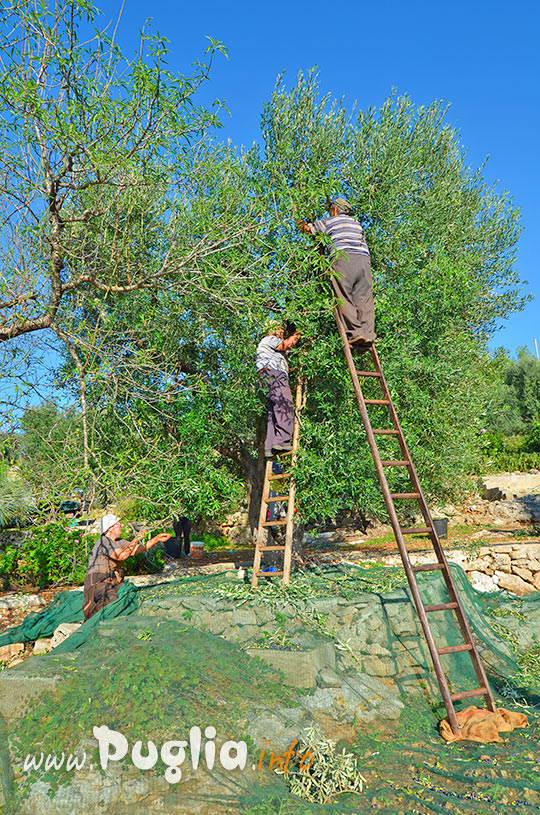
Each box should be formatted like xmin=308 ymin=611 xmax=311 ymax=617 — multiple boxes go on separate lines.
xmin=433 ymin=517 xmax=449 ymax=539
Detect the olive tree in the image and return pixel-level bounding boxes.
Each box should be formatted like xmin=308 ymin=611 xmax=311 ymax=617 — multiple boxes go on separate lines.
xmin=0 ymin=0 xmax=254 ymax=343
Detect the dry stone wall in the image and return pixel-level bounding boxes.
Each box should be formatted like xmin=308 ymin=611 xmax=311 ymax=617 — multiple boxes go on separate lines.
xmin=464 ymin=542 xmax=540 ymax=596
xmin=375 ymin=541 xmax=540 ymax=596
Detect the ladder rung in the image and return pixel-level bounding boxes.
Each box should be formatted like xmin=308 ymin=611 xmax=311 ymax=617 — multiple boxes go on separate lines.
xmin=437 ymin=644 xmax=473 ymax=655
xmin=412 ymin=563 xmax=445 ymax=572
xmin=390 ymin=492 xmax=421 ymax=499
xmin=259 ymin=546 xmax=286 ymax=551
xmin=268 ymin=473 xmax=291 ymax=480
xmin=257 ymin=570 xmax=284 ymax=577
xmin=373 ymin=429 xmax=399 ymax=435
xmin=450 ymin=687 xmax=488 ymax=702
xmin=401 ymin=527 xmax=431 ymax=534
xmin=424 ymin=602 xmax=459 ymax=612
xmin=262 ymin=520 xmax=288 ymax=527
xmin=356 ymin=371 xmax=382 ymax=377
xmin=266 ymin=495 xmax=289 ymax=503
xmin=365 ymin=399 xmax=390 ymax=405
xmin=381 ymin=460 xmax=410 ymax=466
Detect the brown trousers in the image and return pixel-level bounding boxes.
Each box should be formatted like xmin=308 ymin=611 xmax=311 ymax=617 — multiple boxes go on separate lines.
xmin=258 ymin=368 xmax=294 ymax=452
xmin=331 ymin=253 xmax=375 ymax=340
xmin=82 ymin=572 xmax=122 ymax=620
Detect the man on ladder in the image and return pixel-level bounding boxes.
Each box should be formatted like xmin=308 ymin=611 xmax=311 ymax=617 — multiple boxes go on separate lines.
xmin=295 ymin=197 xmax=499 ymax=734
xmin=297 ymin=197 xmax=376 ymax=346
xmin=256 ymin=318 xmax=301 ymax=458
xmin=253 ymin=319 xmax=304 ymax=586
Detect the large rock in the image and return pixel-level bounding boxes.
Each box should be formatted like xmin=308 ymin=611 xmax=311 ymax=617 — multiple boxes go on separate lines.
xmin=466 ymin=557 xmax=494 ymax=575
xmin=526 ymin=543 xmax=540 ymax=561
xmin=246 ymin=706 xmax=310 ymax=752
xmin=512 ymin=558 xmax=540 ymax=572
xmin=317 ymin=667 xmax=343 ymax=688
xmin=496 ymin=573 xmax=535 ymax=596
xmin=297 ymin=673 xmax=404 ymax=725
xmin=245 ymin=641 xmax=335 ymax=688
xmin=0 ymin=594 xmax=46 ymax=611
xmin=492 ymin=553 xmax=512 ymax=572
xmin=482 ymin=486 xmax=505 ymax=501
xmin=482 ymin=472 xmax=540 ymax=499
xmin=512 ymin=565 xmax=534 ymax=583
xmin=468 ymin=571 xmax=497 ymax=593
xmin=50 ymin=623 xmax=82 ymax=649
xmin=0 ymin=654 xmax=76 ymax=721
xmin=491 ymin=497 xmax=540 ymax=524
xmin=0 ymin=642 xmax=23 ymax=661
xmin=33 ymin=639 xmax=52 ymax=655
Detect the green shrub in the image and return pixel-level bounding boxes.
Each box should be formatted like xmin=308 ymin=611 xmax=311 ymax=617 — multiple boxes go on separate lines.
xmin=126 ymin=545 xmax=166 ymax=575
xmin=200 ymin=531 xmax=231 ymax=550
xmin=479 ymin=431 xmax=540 ymax=472
xmin=0 ymin=523 xmax=95 ymax=589
xmin=525 ymin=420 xmax=540 ymax=453
xmin=0 ymin=523 xmax=174 ymax=589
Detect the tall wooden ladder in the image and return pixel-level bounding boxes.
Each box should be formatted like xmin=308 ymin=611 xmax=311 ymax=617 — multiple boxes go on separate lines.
xmin=251 ymin=378 xmax=305 ymax=587
xmin=335 ymin=311 xmax=497 ymax=734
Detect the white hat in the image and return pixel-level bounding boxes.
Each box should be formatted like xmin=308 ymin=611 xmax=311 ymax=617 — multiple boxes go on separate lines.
xmin=100 ymin=513 xmax=121 ymax=534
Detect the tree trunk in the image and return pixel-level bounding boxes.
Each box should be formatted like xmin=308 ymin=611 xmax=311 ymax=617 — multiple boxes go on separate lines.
xmin=240 ymin=413 xmax=267 ymax=537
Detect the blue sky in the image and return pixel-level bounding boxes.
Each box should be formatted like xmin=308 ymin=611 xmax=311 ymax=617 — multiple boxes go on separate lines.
xmin=100 ymin=0 xmax=538 ymax=356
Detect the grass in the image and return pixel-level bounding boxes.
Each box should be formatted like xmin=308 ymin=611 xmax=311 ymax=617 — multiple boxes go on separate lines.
xmin=199 ymin=531 xmax=235 ymax=550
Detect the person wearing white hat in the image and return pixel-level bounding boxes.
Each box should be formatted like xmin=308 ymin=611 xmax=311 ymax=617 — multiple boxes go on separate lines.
xmin=82 ymin=514 xmax=171 ymax=620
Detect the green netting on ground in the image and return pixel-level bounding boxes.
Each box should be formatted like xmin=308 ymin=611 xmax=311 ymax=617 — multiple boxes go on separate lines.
xmin=0 ymin=563 xmax=539 ymax=814
xmin=138 ymin=562 xmax=540 ymax=703
xmin=0 ymin=581 xmax=139 ymax=653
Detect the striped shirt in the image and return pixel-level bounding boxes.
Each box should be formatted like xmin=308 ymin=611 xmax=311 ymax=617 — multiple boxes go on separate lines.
xmin=310 ymin=214 xmax=370 ymax=257
xmin=256 ymin=334 xmax=288 ymax=374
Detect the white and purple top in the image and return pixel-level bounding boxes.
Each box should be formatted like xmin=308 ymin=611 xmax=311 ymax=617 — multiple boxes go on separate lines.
xmin=310 ymin=213 xmax=370 ymax=257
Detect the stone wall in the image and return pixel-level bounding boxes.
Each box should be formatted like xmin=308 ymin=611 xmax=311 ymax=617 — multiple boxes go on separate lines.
xmin=370 ymin=542 xmax=540 ymax=597
xmin=137 ymin=583 xmax=496 ymax=730
xmin=464 ymin=542 xmax=540 ymax=596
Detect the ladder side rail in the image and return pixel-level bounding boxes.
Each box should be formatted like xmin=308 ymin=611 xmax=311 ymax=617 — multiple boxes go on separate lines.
xmin=369 ymin=347 xmax=497 ymax=710
xmin=283 ymin=378 xmax=304 ymax=584
xmin=369 ymin=343 xmax=496 ymax=712
xmin=431 ymin=553 xmax=498 ymax=711
xmin=335 ymin=312 xmax=461 ymax=732
xmin=251 ymin=458 xmax=273 ymax=588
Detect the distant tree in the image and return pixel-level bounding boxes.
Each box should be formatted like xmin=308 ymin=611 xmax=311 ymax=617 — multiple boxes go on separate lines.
xmin=484 ymin=347 xmax=540 ymax=437
xmin=503 ymin=348 xmax=540 ymax=428
xmin=19 ymin=402 xmax=84 ymax=500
